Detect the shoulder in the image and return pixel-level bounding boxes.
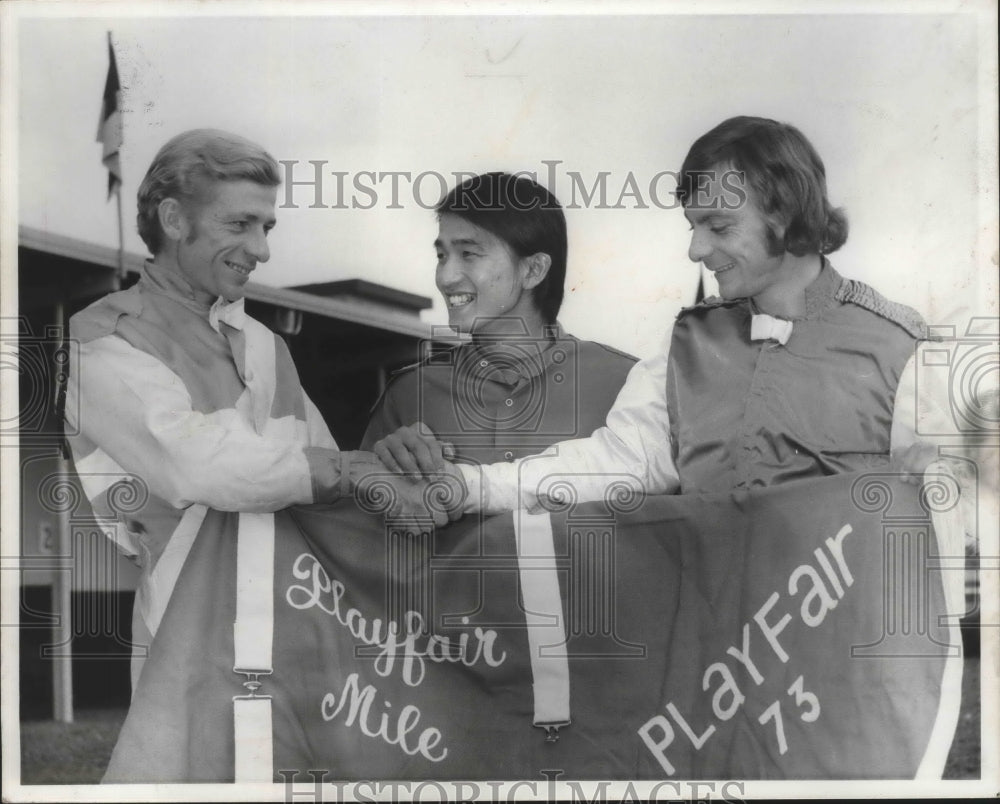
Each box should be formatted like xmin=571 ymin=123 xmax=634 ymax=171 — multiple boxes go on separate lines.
xmin=386 ymin=342 xmax=460 ymax=382
xmin=370 ymin=343 xmax=458 ymax=410
xmin=552 ymin=324 xmax=637 ymax=366
xmin=69 ymin=286 xmax=144 ymax=343
xmin=675 ymin=295 xmax=744 ymax=321
xmin=569 ymin=335 xmax=639 ymax=369
xmin=381 ymin=361 xmax=423 ymax=396
xmin=834 ymin=278 xmax=929 ymax=339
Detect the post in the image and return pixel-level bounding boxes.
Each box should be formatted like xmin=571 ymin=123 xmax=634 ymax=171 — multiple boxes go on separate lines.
xmin=52 ymin=301 xmax=74 ymax=723
xmin=114 ymin=186 xmax=124 ymax=290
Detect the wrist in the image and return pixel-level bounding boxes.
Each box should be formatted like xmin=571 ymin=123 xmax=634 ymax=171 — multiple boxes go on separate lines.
xmin=303 ymin=447 xmax=341 ymax=504
xmin=346 ymin=451 xmax=385 ymax=492
xmin=458 ymin=464 xmax=482 ymax=514
xmin=304 ymin=449 xmax=383 ymax=504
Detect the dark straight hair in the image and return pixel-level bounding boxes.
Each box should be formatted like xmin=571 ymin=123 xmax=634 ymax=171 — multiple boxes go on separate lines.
xmin=436 ymin=172 xmax=567 ymax=324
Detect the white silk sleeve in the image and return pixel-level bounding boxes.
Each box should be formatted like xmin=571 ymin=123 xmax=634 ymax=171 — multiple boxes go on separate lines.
xmin=304 ymin=391 xmax=338 ymax=450
xmin=890 ymin=347 xmax=956 ymax=455
xmin=461 ymin=329 xmax=681 ymax=515
xmin=67 ymin=334 xmax=317 ymax=512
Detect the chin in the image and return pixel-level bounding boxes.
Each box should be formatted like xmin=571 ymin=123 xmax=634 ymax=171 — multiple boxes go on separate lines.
xmin=446 ymin=315 xmax=472 ymax=334
xmin=222 ymin=281 xmax=250 ymax=300
xmin=715 ymin=280 xmax=743 ymax=300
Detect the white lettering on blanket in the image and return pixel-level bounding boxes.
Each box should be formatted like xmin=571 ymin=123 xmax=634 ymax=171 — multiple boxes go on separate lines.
xmin=638 ymin=524 xmax=854 ymax=775
xmin=321 ymin=672 xmax=447 ymax=762
xmin=285 ymin=552 xmax=507 ymax=687
xmin=285 ymin=551 xmax=508 ymax=761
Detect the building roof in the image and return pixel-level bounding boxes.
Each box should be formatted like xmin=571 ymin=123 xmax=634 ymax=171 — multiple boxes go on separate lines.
xmin=292 ymin=279 xmax=432 ymax=314
xmin=18 ymin=225 xmax=440 ymax=339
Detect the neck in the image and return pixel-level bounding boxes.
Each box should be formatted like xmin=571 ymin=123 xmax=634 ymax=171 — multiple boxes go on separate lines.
xmin=151 ymin=248 xmax=215 ymax=308
xmin=472 ymin=312 xmax=551 ymax=342
xmin=752 ymin=253 xmax=823 ymax=318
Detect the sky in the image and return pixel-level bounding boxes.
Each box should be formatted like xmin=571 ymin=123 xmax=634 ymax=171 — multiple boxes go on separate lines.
xmin=7 ymin=1 xmax=998 ymax=358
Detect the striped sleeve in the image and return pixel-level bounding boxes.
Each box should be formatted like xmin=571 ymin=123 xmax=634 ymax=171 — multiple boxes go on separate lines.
xmin=66 ymin=333 xmax=317 ymax=512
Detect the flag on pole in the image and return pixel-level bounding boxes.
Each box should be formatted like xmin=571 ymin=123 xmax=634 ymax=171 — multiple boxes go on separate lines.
xmin=97 ymin=33 xmax=122 ymax=200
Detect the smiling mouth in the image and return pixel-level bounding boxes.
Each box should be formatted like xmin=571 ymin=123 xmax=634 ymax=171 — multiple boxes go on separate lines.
xmin=446 ymin=293 xmax=475 ymax=308
xmin=709 ymin=262 xmax=736 ymax=274
xmin=225 ymin=260 xmax=253 ymax=277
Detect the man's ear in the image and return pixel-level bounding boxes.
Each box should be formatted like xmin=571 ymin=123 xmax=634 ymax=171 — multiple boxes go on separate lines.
xmin=521 ymin=252 xmax=552 ymax=291
xmin=765 ymin=216 xmax=789 ymax=256
xmin=158 ymin=198 xmax=187 ymax=243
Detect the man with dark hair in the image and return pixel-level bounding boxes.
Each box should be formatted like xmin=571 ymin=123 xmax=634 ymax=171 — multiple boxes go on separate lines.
xmin=361 ymin=172 xmax=636 ymax=466
xmin=377 ymin=117 xmax=952 ymax=509
xmin=676 ymin=115 xmax=849 ymax=258
xmin=372 ymin=118 xmax=966 ymax=781
xmin=65 ymin=129 xmax=416 ymax=691
xmin=434 ymin=171 xmax=567 ymax=330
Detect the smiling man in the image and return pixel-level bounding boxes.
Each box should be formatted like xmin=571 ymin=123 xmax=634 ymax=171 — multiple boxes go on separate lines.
xmin=367 ymin=118 xmax=966 ymax=781
xmin=64 ymin=129 xmax=408 ymax=691
xmin=376 ymin=117 xmax=954 ymax=509
xmin=361 ymin=172 xmax=636 ymax=466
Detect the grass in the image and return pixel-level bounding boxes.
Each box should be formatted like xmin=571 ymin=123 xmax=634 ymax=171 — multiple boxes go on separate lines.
xmin=17 ymin=657 xmax=982 ymax=784
xmin=19 ymin=707 xmax=126 ymax=785
xmin=945 ymin=653 xmax=982 ymax=779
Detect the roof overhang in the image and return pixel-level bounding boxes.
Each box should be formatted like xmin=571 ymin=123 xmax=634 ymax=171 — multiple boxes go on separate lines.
xmin=18 ymin=225 xmax=446 ymax=340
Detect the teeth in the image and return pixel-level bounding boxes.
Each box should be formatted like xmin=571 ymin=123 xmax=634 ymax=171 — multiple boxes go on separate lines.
xmin=226 ymin=261 xmax=252 ymax=276
xmin=712 ymin=263 xmax=735 ymax=274
xmin=447 ymin=293 xmax=474 ymax=307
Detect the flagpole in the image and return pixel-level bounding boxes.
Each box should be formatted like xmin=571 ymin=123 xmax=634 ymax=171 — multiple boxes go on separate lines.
xmin=109 ymin=31 xmax=124 ymax=291
xmin=114 ymin=176 xmax=124 ymax=291
xmin=99 ymin=29 xmax=125 ymax=291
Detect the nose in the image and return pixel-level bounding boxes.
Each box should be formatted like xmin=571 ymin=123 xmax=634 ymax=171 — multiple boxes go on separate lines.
xmin=435 ymin=252 xmax=460 ymax=290
xmin=247 ymin=227 xmax=270 ymax=263
xmin=687 ymin=227 xmax=711 ymax=264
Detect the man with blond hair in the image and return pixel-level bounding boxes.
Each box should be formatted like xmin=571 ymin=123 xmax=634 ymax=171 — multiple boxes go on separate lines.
xmin=65 ymin=129 xmax=413 ymax=692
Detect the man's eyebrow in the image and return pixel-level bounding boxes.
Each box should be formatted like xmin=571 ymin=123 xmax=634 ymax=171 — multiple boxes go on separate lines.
xmin=224 ymin=211 xmax=277 ymax=226
xmin=684 ymin=209 xmax=733 ymax=224
xmin=433 ymin=237 xmax=484 ymax=248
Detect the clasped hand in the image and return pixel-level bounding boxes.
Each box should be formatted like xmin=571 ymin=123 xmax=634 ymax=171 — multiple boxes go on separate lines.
xmin=356 ymin=424 xmax=466 ymax=526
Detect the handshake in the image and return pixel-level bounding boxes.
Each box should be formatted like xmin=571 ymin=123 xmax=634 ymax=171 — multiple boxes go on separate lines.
xmin=349 ymin=423 xmax=467 ymax=527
